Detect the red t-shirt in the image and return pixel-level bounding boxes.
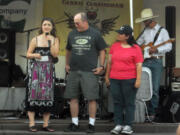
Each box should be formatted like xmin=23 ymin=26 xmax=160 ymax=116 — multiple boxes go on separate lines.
xmin=109 ymin=42 xmax=143 ymax=80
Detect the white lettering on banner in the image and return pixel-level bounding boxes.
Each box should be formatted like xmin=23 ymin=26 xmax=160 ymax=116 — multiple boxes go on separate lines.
xmin=0 ymin=9 xmax=27 ymax=15
xmin=0 ymin=1 xmax=29 ymax=21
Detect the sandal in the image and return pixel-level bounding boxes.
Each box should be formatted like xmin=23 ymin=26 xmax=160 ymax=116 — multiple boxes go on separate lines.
xmin=29 ymin=126 xmax=38 ymax=132
xmin=42 ymin=126 xmax=55 ymax=132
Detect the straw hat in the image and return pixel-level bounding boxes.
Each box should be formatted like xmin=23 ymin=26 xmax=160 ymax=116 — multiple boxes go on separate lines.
xmin=135 ymin=8 xmax=159 ymax=23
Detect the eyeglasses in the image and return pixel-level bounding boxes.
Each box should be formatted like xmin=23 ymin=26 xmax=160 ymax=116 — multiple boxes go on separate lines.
xmin=143 ymin=20 xmax=152 ymax=23
xmin=74 ymin=22 xmax=80 ymax=26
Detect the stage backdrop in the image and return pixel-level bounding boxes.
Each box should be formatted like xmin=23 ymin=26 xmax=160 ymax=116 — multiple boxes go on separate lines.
xmin=0 ymin=0 xmax=38 ymax=32
xmin=43 ymin=0 xmax=143 ymax=56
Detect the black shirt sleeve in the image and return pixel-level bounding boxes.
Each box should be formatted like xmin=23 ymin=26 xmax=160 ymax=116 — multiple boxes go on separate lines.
xmin=66 ymin=33 xmax=72 ymax=50
xmin=95 ymin=32 xmax=107 ymax=51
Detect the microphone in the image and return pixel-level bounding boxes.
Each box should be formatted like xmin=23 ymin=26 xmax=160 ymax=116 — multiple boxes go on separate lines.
xmin=48 ymin=40 xmax=51 ymax=47
xmin=45 ymin=32 xmax=51 ymax=47
xmin=45 ymin=32 xmax=49 ymax=36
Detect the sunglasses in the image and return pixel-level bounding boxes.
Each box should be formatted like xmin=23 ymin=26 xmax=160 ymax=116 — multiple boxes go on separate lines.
xmin=74 ymin=22 xmax=80 ymax=26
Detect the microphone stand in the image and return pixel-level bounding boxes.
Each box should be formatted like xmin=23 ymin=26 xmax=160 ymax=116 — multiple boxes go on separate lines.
xmin=18 ymin=27 xmax=40 ymax=74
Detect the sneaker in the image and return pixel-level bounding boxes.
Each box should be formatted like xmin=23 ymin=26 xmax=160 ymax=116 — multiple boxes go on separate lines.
xmin=121 ymin=125 xmax=133 ymax=134
xmin=145 ymin=115 xmax=155 ymax=122
xmin=86 ymin=124 xmax=95 ymax=133
xmin=64 ymin=123 xmax=79 ymax=132
xmin=149 ymin=115 xmax=155 ymax=121
xmin=110 ymin=125 xmax=123 ymax=134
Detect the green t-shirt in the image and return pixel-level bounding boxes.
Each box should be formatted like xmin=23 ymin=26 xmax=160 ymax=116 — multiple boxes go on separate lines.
xmin=66 ymin=27 xmax=107 ymax=71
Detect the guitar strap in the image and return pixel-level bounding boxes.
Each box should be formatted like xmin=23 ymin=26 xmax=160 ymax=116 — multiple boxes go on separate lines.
xmin=136 ymin=27 xmax=146 ymax=41
xmin=153 ymin=27 xmax=163 ymax=45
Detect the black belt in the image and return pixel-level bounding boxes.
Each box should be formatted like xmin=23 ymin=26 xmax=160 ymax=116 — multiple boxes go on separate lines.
xmin=145 ymin=56 xmax=163 ymax=60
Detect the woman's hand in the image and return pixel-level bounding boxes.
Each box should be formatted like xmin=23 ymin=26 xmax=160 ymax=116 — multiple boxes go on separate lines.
xmin=105 ymin=76 xmax=110 ymax=87
xmin=34 ymin=53 xmax=41 ymax=59
xmin=134 ymin=79 xmax=141 ymax=88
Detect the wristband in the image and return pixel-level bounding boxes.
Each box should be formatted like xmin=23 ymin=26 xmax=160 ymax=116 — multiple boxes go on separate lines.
xmin=100 ymin=65 xmax=104 ymax=70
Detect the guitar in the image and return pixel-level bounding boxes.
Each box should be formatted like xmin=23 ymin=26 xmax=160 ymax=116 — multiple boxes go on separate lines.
xmin=141 ymin=38 xmax=175 ymax=59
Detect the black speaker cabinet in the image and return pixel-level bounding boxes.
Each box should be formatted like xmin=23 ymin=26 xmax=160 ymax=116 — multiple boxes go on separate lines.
xmin=0 ymin=61 xmax=12 ymax=86
xmin=165 ymin=6 xmax=176 ymax=67
xmin=0 ymin=29 xmax=16 ymax=86
xmin=0 ymin=29 xmax=16 ymax=63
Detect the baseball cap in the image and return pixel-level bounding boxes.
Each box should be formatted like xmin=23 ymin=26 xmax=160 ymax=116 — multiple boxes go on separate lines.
xmin=115 ymin=25 xmax=133 ymax=35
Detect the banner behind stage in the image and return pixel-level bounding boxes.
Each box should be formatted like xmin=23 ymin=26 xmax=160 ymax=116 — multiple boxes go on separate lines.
xmin=43 ymin=0 xmax=143 ymax=56
xmin=0 ymin=0 xmax=39 ymax=32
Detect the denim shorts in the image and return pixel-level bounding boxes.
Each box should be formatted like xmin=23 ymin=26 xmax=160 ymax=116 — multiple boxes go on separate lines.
xmin=64 ymin=71 xmax=99 ymax=100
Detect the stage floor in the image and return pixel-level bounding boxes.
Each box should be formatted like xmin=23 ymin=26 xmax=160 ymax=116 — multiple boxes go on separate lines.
xmin=0 ymin=117 xmax=178 ymax=135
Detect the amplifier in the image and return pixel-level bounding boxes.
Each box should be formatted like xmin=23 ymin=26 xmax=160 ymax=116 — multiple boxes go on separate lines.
xmin=171 ymin=82 xmax=180 ymax=92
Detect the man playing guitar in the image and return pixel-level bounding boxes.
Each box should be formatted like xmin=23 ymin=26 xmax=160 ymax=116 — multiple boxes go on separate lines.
xmin=136 ymin=8 xmax=172 ymax=121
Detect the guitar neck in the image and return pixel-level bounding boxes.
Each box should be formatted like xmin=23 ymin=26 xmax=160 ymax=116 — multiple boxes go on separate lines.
xmin=154 ymin=41 xmax=169 ymax=49
xmin=141 ymin=38 xmax=174 ymax=51
xmin=153 ymin=38 xmax=175 ymax=49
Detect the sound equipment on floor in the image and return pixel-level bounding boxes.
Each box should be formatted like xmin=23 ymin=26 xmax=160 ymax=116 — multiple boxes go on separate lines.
xmin=0 ymin=29 xmax=16 ymax=86
xmin=169 ymin=92 xmax=180 ymax=122
xmin=157 ymin=86 xmax=173 ymax=122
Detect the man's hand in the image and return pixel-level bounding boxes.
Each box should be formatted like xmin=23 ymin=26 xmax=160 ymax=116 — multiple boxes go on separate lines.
xmin=92 ymin=67 xmax=104 ymax=75
xmin=149 ymin=47 xmax=158 ymax=54
xmin=65 ymin=65 xmax=70 ymax=73
xmin=105 ymin=76 xmax=110 ymax=87
xmin=176 ymin=125 xmax=180 ymax=135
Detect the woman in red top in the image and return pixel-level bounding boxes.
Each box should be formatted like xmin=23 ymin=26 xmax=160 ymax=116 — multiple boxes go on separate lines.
xmin=105 ymin=25 xmax=143 ymax=135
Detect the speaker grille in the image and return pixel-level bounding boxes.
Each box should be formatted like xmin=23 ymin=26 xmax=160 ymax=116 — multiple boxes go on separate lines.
xmin=0 ymin=31 xmax=8 ymax=59
xmin=0 ymin=29 xmax=16 ymax=86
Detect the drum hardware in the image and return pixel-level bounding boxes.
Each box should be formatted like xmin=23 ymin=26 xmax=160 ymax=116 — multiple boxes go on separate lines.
xmin=97 ymin=75 xmax=108 ymax=119
xmin=79 ymin=94 xmax=88 ymax=119
xmin=53 ymin=74 xmax=70 ymax=118
xmin=52 ymin=78 xmax=73 ymax=119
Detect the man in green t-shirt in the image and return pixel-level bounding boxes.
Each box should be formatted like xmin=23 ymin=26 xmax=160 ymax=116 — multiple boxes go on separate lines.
xmin=64 ymin=12 xmax=107 ymax=133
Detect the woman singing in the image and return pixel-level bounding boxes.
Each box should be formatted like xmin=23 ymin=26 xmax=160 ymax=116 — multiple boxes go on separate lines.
xmin=26 ymin=17 xmax=59 ymax=132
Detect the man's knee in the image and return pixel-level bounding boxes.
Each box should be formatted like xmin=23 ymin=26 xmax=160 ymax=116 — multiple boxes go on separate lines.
xmin=70 ymin=99 xmax=79 ymax=104
xmin=88 ymin=100 xmax=96 ymax=104
xmin=176 ymin=125 xmax=180 ymax=135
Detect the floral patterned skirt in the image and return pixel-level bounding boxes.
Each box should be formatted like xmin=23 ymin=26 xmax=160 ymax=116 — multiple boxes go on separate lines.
xmin=25 ymin=60 xmax=55 ymax=113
